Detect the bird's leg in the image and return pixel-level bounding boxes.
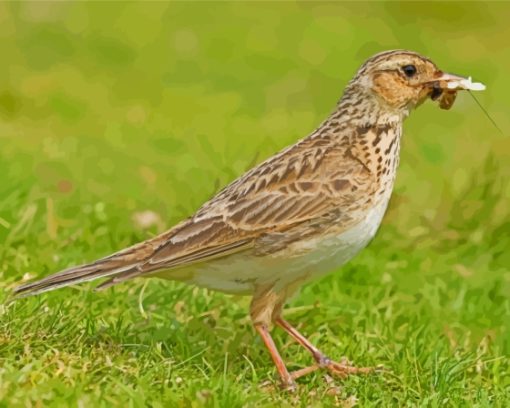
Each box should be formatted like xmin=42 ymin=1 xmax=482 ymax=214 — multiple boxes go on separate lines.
xmin=250 ymin=286 xmax=296 ymax=390
xmin=254 ymin=323 xmax=296 ymax=390
xmin=274 ymin=317 xmax=374 ymax=380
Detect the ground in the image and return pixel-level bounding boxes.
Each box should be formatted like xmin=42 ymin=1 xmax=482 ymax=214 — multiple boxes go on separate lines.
xmin=0 ymin=2 xmax=509 ymax=407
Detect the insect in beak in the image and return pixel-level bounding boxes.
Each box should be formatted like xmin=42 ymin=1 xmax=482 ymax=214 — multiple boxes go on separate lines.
xmin=434 ymin=72 xmax=486 ymax=91
xmin=430 ymin=84 xmax=443 ymax=101
xmin=426 ymin=72 xmax=485 ymax=110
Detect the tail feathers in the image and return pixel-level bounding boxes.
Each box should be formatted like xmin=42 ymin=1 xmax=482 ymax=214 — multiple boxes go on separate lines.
xmin=13 ymin=263 xmax=138 ymax=298
xmin=13 ymin=242 xmax=154 ymax=298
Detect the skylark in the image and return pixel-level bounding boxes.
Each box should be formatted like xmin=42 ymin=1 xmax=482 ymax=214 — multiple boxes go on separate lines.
xmin=14 ymin=50 xmax=485 ymax=389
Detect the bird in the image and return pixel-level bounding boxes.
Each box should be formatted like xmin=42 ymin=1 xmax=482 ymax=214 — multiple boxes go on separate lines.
xmin=14 ymin=50 xmax=485 ymax=390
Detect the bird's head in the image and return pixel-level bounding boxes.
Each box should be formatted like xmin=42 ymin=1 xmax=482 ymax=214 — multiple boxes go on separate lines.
xmin=349 ymin=50 xmax=485 ymax=116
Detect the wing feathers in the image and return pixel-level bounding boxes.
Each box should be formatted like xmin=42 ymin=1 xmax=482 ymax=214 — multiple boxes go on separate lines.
xmin=15 ymin=130 xmax=376 ymax=295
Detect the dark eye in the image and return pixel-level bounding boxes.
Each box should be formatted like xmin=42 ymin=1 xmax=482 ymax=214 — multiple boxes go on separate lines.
xmin=402 ymin=65 xmax=417 ymax=78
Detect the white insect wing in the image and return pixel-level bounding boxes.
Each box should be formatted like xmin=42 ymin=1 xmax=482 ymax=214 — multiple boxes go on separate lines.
xmin=446 ymin=76 xmax=486 ymax=91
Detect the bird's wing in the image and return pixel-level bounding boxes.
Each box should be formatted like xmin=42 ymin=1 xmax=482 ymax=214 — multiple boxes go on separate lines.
xmin=140 ymin=136 xmax=375 ymax=271
xmin=92 ymin=136 xmax=376 ymax=290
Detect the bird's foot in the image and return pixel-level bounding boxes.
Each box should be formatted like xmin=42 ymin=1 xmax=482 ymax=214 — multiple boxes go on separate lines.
xmin=290 ymin=364 xmax=322 ymax=380
xmin=320 ymin=358 xmax=375 ymax=379
xmin=281 ymin=379 xmax=298 ymax=393
xmin=260 ymin=377 xmax=297 ymax=393
xmin=290 ymin=355 xmax=380 ymax=381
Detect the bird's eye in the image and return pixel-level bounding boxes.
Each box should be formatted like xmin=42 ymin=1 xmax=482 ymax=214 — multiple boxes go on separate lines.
xmin=402 ymin=65 xmax=417 ymax=78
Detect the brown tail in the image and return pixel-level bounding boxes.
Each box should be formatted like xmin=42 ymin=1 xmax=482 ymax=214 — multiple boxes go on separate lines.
xmin=13 ymin=241 xmax=155 ymax=298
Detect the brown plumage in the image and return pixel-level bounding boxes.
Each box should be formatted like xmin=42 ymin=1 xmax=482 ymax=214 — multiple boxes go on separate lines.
xmin=14 ymin=50 xmax=485 ymax=389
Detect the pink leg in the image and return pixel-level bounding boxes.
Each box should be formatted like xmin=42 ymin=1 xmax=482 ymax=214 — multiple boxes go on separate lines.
xmin=254 ymin=323 xmax=296 ymax=390
xmin=275 ymin=317 xmax=375 ymax=379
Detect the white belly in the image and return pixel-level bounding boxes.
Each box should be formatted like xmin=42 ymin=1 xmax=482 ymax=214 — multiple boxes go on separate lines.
xmin=164 ymin=198 xmax=390 ymax=295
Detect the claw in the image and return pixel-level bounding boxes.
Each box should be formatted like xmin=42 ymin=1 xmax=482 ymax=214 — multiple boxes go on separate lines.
xmin=281 ymin=380 xmax=298 ymax=393
xmin=324 ymin=360 xmax=375 ymax=378
xmin=290 ymin=359 xmax=378 ymax=381
xmin=290 ymin=364 xmax=321 ymax=380
xmin=259 ymin=378 xmax=297 ymax=393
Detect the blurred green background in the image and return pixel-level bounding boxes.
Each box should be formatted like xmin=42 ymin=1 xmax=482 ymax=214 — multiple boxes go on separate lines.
xmin=0 ymin=2 xmax=509 ymax=407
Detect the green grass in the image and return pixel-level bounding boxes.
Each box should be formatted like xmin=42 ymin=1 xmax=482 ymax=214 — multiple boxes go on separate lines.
xmin=1 ymin=2 xmax=509 ymax=407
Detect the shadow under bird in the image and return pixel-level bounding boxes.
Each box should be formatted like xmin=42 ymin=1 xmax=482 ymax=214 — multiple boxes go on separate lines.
xmin=14 ymin=50 xmax=485 ymax=390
